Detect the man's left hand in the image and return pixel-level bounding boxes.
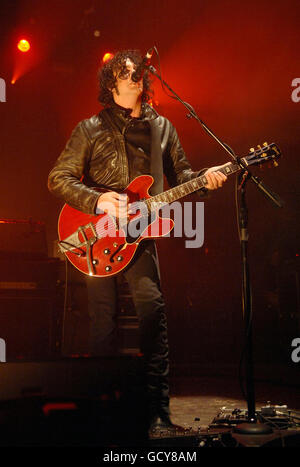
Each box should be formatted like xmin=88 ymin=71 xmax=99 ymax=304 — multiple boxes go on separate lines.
xmin=203 ymin=164 xmax=228 ymax=190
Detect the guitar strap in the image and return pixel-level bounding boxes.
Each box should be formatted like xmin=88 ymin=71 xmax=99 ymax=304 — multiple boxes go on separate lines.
xmin=101 ymin=108 xmax=164 ymax=195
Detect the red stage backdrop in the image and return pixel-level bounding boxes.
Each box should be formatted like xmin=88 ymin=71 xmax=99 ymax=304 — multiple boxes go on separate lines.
xmin=0 ymin=0 xmax=299 ymax=377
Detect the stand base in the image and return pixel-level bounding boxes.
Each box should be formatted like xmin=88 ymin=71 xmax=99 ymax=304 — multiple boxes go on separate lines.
xmin=233 ymin=423 xmax=273 ymax=435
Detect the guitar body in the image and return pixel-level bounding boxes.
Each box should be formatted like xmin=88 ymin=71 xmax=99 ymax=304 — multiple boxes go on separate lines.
xmin=58 ymin=175 xmax=174 ymax=277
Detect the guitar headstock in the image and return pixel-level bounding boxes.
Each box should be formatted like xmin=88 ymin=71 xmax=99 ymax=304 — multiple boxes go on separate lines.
xmin=243 ymin=142 xmax=281 ymax=168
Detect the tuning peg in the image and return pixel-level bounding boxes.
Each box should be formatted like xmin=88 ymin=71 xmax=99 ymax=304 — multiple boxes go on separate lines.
xmin=263 ymin=142 xmax=268 ymax=146
xmin=273 ymin=161 xmax=279 ymax=167
xmin=257 ymin=144 xmax=262 ymax=149
xmin=249 ymin=147 xmax=255 ymax=152
xmin=262 ymin=152 xmax=267 ymax=157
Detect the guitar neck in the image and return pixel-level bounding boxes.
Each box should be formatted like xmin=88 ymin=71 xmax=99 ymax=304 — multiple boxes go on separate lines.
xmin=145 ymin=159 xmax=244 ymax=211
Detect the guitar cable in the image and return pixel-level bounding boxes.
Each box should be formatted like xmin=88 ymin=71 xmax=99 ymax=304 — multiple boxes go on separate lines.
xmin=60 ymin=257 xmax=69 ymax=355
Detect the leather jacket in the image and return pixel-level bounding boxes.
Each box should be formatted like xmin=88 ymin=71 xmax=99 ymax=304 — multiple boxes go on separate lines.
xmin=48 ymin=103 xmax=207 ymax=215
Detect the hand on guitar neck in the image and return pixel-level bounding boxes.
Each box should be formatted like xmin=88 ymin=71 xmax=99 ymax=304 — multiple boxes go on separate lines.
xmin=203 ymin=164 xmax=229 ymax=190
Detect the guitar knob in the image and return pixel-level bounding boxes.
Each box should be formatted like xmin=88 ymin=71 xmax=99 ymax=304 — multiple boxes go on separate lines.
xmin=105 ymin=265 xmax=112 ymax=272
xmin=103 ymin=249 xmax=110 ymax=255
xmin=117 ymin=256 xmax=123 ymax=262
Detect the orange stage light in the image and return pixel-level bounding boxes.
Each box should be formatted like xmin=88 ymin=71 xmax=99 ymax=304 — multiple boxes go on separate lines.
xmin=102 ymin=52 xmax=114 ymax=63
xmin=17 ymin=39 xmax=30 ymax=53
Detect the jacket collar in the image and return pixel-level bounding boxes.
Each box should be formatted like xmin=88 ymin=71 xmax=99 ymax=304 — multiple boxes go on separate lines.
xmin=108 ymin=101 xmax=159 ymax=122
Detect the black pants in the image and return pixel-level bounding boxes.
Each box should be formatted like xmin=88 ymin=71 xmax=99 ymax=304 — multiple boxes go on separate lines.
xmin=85 ymin=240 xmax=170 ymax=419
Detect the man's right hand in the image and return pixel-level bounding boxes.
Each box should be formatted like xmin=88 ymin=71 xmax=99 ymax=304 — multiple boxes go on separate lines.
xmin=97 ymin=191 xmax=129 ymax=219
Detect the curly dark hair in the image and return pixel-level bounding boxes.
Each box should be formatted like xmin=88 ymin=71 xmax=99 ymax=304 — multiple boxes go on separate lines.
xmin=98 ymin=49 xmax=153 ymax=106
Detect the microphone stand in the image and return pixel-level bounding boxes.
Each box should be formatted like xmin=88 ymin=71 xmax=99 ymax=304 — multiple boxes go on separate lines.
xmin=148 ymin=64 xmax=284 ymax=433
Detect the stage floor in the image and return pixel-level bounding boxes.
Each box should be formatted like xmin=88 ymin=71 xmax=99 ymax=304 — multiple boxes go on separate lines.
xmin=168 ymin=376 xmax=300 ymax=429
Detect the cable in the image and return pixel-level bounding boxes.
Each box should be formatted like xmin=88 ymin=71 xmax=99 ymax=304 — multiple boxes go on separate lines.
xmin=235 ymin=175 xmax=247 ymax=401
xmin=61 ymin=258 xmax=69 ymax=355
xmin=152 ymin=46 xmax=175 ymax=100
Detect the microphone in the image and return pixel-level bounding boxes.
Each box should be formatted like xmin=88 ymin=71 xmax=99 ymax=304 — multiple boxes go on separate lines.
xmin=131 ymin=48 xmax=154 ymax=82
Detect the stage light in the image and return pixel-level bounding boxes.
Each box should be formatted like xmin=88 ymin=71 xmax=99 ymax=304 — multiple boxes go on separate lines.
xmin=17 ymin=39 xmax=30 ymax=53
xmin=102 ymin=53 xmax=114 ymax=63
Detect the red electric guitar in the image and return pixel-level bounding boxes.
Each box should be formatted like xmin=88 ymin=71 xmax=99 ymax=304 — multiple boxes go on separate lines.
xmin=57 ymin=142 xmax=281 ymax=277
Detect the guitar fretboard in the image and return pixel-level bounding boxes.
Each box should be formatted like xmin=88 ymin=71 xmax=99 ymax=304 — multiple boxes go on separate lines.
xmin=144 ymin=160 xmax=243 ymax=212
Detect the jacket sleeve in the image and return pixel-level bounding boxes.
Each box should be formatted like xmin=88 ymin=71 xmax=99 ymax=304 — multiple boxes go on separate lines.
xmin=48 ymin=122 xmax=100 ymax=215
xmin=163 ymin=121 xmax=208 ymax=197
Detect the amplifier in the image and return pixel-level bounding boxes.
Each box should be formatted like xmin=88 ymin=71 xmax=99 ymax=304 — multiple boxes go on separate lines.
xmin=0 ymin=218 xmax=48 ymax=260
xmin=0 ymin=257 xmax=59 ymax=292
xmin=0 ymin=296 xmax=55 ymax=360
xmin=0 ymin=258 xmax=60 ymax=360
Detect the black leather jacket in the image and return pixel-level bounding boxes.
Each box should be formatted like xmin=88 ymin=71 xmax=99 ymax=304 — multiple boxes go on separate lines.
xmin=48 ymin=103 xmax=206 ymax=215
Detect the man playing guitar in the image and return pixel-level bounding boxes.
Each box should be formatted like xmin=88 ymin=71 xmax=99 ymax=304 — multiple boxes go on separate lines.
xmin=48 ymin=49 xmax=227 ymax=433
